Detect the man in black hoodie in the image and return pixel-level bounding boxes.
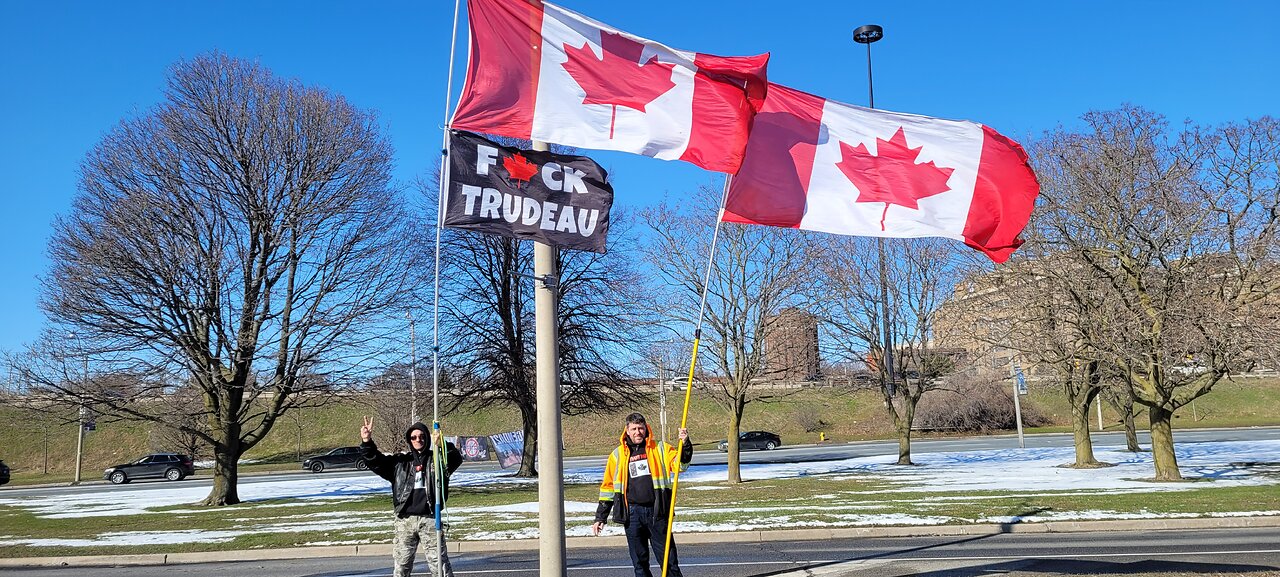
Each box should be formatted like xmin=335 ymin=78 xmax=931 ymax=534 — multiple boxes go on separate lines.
xmin=360 ymin=416 xmax=463 ymax=577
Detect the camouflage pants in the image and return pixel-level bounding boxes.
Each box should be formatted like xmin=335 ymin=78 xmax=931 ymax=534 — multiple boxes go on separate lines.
xmin=393 ymin=515 xmax=454 ymax=577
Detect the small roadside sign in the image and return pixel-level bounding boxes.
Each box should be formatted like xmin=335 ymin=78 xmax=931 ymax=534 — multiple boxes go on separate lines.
xmin=1014 ymin=363 xmax=1028 ymax=395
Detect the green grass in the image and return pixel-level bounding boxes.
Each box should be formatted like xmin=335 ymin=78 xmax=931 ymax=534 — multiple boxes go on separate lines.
xmin=3 ymin=470 xmax=1278 ymax=559
xmin=3 ymin=378 xmax=1278 ymax=482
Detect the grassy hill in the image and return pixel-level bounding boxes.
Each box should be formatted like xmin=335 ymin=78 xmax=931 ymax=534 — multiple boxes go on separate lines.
xmin=3 ymin=376 xmax=1278 ymax=484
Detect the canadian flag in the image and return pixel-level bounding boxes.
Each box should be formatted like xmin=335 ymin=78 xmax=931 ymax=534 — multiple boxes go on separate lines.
xmin=722 ymin=83 xmax=1039 ymax=263
xmin=451 ymin=0 xmax=768 ymax=174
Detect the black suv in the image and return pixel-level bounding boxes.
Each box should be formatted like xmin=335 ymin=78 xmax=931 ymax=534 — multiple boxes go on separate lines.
xmin=302 ymin=447 xmax=368 ymax=473
xmin=103 ymin=453 xmax=195 ymax=484
xmin=0 ymin=459 xmax=10 ymax=486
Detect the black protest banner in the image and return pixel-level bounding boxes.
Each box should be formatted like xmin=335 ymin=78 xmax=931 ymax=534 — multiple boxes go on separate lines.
xmin=446 ymin=130 xmax=613 ymax=253
xmin=457 ymin=435 xmax=491 ymax=462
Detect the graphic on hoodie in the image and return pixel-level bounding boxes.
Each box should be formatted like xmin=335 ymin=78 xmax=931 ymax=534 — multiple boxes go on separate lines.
xmin=628 ymin=452 xmax=651 ymax=480
xmin=413 ymin=462 xmax=426 ymax=490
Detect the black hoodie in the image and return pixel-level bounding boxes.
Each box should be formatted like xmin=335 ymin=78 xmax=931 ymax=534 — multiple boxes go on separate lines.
xmin=360 ymin=422 xmax=463 ymax=518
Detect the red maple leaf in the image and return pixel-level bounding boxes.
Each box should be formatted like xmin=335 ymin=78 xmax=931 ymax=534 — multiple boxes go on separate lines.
xmin=561 ymin=31 xmax=676 ymax=139
xmin=503 ymin=153 xmax=538 ymax=187
xmin=836 ymin=127 xmax=955 ymax=230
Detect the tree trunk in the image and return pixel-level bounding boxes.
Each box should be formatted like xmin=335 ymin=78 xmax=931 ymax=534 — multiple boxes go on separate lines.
xmin=1069 ymin=394 xmax=1100 ymax=467
xmin=1148 ymin=405 xmax=1182 ymax=481
xmin=727 ymin=405 xmax=743 ymax=484
xmin=1120 ymin=396 xmax=1141 ymax=452
xmin=893 ymin=396 xmax=915 ymax=466
xmin=518 ymin=405 xmax=537 ymax=478
xmin=201 ymin=439 xmax=241 ymax=506
xmin=1105 ymin=386 xmax=1142 ymax=452
xmin=895 ymin=423 xmax=913 ymax=465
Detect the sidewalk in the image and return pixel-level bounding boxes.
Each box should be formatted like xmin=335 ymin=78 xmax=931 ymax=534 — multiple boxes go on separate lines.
xmin=3 ymin=515 xmax=1278 ymax=568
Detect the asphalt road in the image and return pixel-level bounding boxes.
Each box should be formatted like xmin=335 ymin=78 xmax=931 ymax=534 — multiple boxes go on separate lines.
xmin=6 ymin=527 xmax=1279 ymax=576
xmin=4 ymin=426 xmax=1278 ymax=500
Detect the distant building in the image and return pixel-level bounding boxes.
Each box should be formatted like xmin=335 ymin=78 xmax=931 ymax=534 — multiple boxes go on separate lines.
xmin=931 ymin=251 xmax=1280 ymax=377
xmin=932 ymin=271 xmax=1020 ymax=372
xmin=764 ymin=307 xmax=821 ymax=381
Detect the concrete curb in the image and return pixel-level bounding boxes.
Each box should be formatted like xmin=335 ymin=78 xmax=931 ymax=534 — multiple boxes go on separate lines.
xmin=3 ymin=515 xmax=1278 ymax=568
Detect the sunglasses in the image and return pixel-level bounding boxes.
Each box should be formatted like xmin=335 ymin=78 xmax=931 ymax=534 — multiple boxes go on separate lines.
xmin=409 ymin=434 xmax=427 ymax=441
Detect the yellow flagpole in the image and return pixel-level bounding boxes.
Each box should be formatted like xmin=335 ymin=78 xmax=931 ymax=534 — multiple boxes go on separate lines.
xmin=659 ymin=333 xmax=701 ymax=577
xmin=660 ymin=173 xmax=733 ymax=577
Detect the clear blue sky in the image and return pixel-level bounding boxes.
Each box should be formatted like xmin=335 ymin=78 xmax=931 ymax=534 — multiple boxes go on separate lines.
xmin=2 ymin=1 xmax=1277 ymax=355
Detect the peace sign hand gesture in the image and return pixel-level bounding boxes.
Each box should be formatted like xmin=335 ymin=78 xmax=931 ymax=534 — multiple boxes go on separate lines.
xmin=360 ymin=416 xmax=374 ymax=443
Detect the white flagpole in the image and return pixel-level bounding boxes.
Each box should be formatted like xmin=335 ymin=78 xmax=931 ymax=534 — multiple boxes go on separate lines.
xmin=431 ymin=0 xmax=465 ymax=575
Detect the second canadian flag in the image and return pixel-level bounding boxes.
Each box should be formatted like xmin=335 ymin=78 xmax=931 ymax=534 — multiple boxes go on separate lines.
xmin=724 ymin=84 xmax=1039 ymax=263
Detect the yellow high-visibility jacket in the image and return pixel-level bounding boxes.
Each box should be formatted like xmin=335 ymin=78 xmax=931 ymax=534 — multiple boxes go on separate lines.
xmin=594 ymin=423 xmax=691 ymax=525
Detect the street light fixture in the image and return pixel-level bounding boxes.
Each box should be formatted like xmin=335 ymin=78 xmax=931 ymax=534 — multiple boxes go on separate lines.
xmin=853 ymin=25 xmax=883 ymax=110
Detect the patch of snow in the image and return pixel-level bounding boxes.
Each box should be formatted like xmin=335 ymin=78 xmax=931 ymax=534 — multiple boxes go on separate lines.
xmin=453 ymin=500 xmax=598 ymax=514
xmin=0 ymin=530 xmax=243 ymax=547
xmin=192 ymin=458 xmax=259 ymax=469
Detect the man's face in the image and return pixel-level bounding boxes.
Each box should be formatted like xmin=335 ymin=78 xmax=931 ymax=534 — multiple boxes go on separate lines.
xmin=408 ymin=430 xmax=427 ymax=450
xmin=625 ymin=421 xmax=647 ymax=444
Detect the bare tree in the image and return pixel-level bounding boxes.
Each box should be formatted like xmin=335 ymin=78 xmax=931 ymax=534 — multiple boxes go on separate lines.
xmin=21 ymin=52 xmax=420 ymax=504
xmin=1100 ymin=378 xmax=1142 ymax=452
xmin=633 ymin=338 xmax=692 ymax=446
xmin=641 ymin=184 xmax=810 ymax=483
xmin=149 ymin=383 xmax=211 ymax=461
xmin=365 ymin=364 xmax=416 ymax=454
xmin=0 ymin=393 xmax=63 ymax=476
xmin=436 ymin=216 xmax=647 ymax=477
xmin=818 ymin=236 xmax=970 ymax=465
xmin=970 ymin=249 xmax=1115 ymax=468
xmin=1034 ymin=107 xmax=1280 ymax=480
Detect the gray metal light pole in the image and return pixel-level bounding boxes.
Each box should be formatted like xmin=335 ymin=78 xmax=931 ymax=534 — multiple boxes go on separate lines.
xmin=532 ymin=140 xmax=567 ymax=577
xmin=68 ymin=332 xmax=86 ymax=486
xmin=854 ymin=24 xmax=895 ymax=398
xmin=658 ymin=365 xmax=668 ymax=446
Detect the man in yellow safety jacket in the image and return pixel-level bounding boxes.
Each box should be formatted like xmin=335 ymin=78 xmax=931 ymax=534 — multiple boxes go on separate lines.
xmin=592 ymin=412 xmax=692 ymax=577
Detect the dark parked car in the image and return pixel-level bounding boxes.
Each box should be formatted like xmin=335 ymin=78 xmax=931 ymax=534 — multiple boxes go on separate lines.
xmin=717 ymin=431 xmax=782 ymax=452
xmin=0 ymin=459 xmax=10 ymax=486
xmin=303 ymin=447 xmax=368 ymax=473
xmin=103 ymin=453 xmax=195 ymax=484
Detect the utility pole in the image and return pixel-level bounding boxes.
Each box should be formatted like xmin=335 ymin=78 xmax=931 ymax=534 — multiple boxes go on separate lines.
xmin=1010 ymin=361 xmax=1026 ymax=448
xmin=532 ymin=140 xmax=567 ymax=577
xmin=658 ymin=365 xmax=668 ymax=446
xmin=68 ymin=332 xmax=87 ymax=486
